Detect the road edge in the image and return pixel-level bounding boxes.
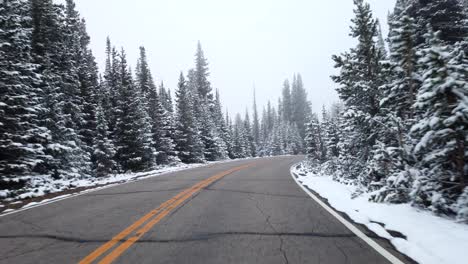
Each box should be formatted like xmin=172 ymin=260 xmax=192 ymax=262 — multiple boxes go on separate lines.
xmin=0 ymin=158 xmax=259 ymax=218
xmin=289 ymin=162 xmax=405 ymax=264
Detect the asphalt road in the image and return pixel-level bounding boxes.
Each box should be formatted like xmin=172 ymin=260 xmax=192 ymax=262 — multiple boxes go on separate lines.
xmin=0 ymin=156 xmax=411 ymax=264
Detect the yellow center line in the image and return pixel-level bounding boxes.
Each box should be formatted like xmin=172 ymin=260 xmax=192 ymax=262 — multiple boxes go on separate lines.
xmin=79 ymin=163 xmax=253 ymax=264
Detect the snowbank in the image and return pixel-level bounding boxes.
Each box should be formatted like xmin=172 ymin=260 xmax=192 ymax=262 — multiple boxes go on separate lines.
xmin=291 ymin=163 xmax=468 ymax=264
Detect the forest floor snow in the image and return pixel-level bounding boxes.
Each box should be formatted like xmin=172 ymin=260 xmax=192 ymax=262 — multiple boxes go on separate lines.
xmin=291 ymin=162 xmax=468 ymax=264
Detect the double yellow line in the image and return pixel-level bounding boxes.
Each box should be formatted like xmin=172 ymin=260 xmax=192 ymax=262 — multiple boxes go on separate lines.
xmin=79 ymin=164 xmax=252 ymax=264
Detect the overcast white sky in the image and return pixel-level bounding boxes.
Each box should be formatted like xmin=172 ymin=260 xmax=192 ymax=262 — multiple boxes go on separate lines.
xmin=59 ymin=0 xmax=396 ymax=115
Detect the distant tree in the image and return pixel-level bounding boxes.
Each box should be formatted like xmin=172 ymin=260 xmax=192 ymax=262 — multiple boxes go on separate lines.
xmin=194 ymin=41 xmax=212 ymax=100
xmin=291 ymin=74 xmax=312 ymax=139
xmin=252 ymin=89 xmax=261 ymax=147
xmin=282 ymin=80 xmax=292 ymax=122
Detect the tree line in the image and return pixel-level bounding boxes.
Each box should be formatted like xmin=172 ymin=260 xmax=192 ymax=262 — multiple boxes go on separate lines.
xmin=305 ymin=0 xmax=468 ymax=222
xmin=0 ymin=0 xmax=312 ymax=192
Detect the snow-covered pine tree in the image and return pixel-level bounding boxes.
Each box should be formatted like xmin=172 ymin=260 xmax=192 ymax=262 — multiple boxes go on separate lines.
xmin=194 ymin=41 xmax=212 ymax=100
xmin=0 ymin=0 xmax=48 ymax=183
xmin=258 ymin=107 xmax=269 ymax=156
xmin=114 ymin=49 xmax=155 ymax=172
xmin=410 ymin=30 xmax=468 ymax=215
xmin=320 ymin=104 xmax=343 ymax=174
xmin=370 ymin=5 xmax=421 ymax=204
xmin=135 ymin=46 xmax=153 ymax=97
xmin=102 ymin=38 xmax=119 ymax=141
xmin=159 ymin=82 xmax=174 ymax=114
xmin=189 ymin=43 xmax=227 ymax=161
xmin=64 ymin=1 xmax=100 ymax=167
xmin=244 ymin=110 xmax=255 ymax=157
xmin=331 ymin=0 xmax=386 ymax=185
xmin=267 ymin=117 xmax=285 ymax=156
xmin=304 ymin=114 xmax=323 ymax=163
xmin=148 ymin=85 xmax=178 ymax=165
xmin=383 ymin=12 xmax=419 ymax=120
xmin=31 ymin=0 xmax=89 ymax=178
xmin=406 ymin=0 xmax=468 ymax=46
xmin=213 ymin=90 xmax=230 ymax=159
xmin=252 ymin=89 xmax=260 ymax=147
xmin=174 ymin=72 xmax=205 ymax=163
xmin=376 ymin=19 xmax=388 ymax=59
xmin=232 ymin=114 xmax=248 ymax=158
xmin=319 ymin=106 xmax=329 ymax=161
xmin=225 ymin=110 xmax=234 ymax=159
xmin=135 ymin=46 xmax=177 ymax=166
xmin=284 ymin=123 xmax=303 ymax=155
xmin=59 ymin=0 xmax=91 ymax=166
xmin=92 ymin=103 xmax=116 ymax=177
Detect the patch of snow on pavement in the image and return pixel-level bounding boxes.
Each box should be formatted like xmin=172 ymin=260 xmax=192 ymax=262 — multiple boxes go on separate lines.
xmin=292 ymin=163 xmax=468 ymax=264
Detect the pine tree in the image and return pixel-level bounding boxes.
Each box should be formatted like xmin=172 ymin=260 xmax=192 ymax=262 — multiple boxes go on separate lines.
xmin=332 ymin=0 xmax=384 ymax=116
xmin=194 ymin=41 xmax=212 ymax=100
xmin=92 ymin=103 xmax=116 ymax=177
xmin=0 ymin=0 xmax=48 ymax=181
xmin=244 ymin=110 xmax=255 ymax=157
xmin=63 ymin=1 xmax=100 ymax=165
xmin=114 ymin=49 xmax=155 ymax=172
xmin=406 ymin=0 xmax=468 ymax=46
xmin=189 ymin=43 xmax=226 ymax=161
xmin=291 ymin=74 xmax=312 ymax=139
xmin=259 ymin=107 xmax=269 ymax=156
xmin=331 ymin=0 xmax=386 ymax=184
xmin=135 ymin=46 xmax=152 ymax=96
xmin=213 ymin=90 xmax=230 ymax=159
xmin=376 ymin=19 xmax=388 ymax=58
xmin=305 ymin=114 xmax=323 ymax=162
xmin=266 ymin=118 xmax=285 ymax=156
xmin=174 ymin=72 xmax=205 ymax=163
xmin=148 ymin=85 xmax=177 ymax=165
xmin=225 ymin=110 xmax=234 ymax=159
xmin=282 ymin=79 xmax=292 ymax=122
xmin=321 ymin=107 xmax=340 ymax=159
xmin=135 ymin=46 xmax=177 ymax=165
xmin=159 ymin=82 xmax=174 ymax=114
xmin=252 ymin=89 xmax=260 ymax=147
xmin=232 ymin=114 xmax=248 ymax=158
xmin=31 ymin=0 xmax=90 ymax=178
xmin=410 ymin=30 xmax=468 ymax=214
xmin=102 ymin=38 xmax=119 ymax=140
xmin=370 ymin=8 xmax=421 ymax=203
xmin=383 ymin=13 xmax=419 ymax=120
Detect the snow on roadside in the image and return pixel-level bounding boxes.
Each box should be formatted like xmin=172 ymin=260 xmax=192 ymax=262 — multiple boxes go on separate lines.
xmin=291 ymin=163 xmax=468 ymax=264
xmin=1 ymin=163 xmax=202 ymax=202
xmin=0 ymin=157 xmax=262 ymax=215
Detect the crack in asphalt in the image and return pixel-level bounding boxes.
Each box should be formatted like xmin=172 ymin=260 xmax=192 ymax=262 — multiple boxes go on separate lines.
xmin=0 ymin=241 xmax=59 ymax=262
xmin=247 ymin=194 xmax=290 ymax=264
xmin=0 ymin=231 xmax=357 ymax=244
xmin=333 ymin=240 xmax=350 ymax=264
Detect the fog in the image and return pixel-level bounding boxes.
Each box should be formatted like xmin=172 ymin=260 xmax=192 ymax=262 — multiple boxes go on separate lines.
xmin=60 ymin=0 xmax=396 ymax=115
